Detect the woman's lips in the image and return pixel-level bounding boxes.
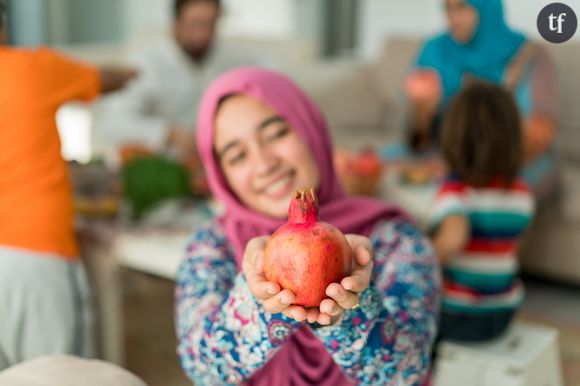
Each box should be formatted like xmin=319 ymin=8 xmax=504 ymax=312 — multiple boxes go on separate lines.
xmin=261 ymin=172 xmax=295 ymax=199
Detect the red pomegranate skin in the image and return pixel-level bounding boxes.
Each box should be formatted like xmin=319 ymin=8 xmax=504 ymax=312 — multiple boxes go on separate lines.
xmin=263 ymin=188 xmax=352 ymax=307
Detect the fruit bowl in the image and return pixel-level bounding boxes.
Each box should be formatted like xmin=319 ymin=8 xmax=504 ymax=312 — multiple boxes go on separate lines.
xmin=334 ymin=148 xmax=384 ymax=196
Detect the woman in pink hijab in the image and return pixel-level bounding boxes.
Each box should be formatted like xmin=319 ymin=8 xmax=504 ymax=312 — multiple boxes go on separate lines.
xmin=175 ymin=67 xmax=439 ymax=385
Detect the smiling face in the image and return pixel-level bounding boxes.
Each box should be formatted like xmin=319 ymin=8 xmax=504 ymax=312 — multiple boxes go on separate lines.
xmin=214 ymin=95 xmax=321 ymax=218
xmin=445 ymin=0 xmax=479 ymax=43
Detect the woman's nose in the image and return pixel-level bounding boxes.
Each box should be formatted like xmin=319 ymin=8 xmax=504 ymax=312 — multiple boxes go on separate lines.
xmin=253 ymin=146 xmax=280 ymax=176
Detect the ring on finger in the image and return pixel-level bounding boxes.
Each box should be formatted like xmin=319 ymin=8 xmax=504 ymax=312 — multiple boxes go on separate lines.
xmin=350 ymin=298 xmax=360 ymax=310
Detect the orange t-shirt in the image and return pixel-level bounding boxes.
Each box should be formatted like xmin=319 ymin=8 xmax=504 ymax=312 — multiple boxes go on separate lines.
xmin=0 ymin=47 xmax=100 ymax=260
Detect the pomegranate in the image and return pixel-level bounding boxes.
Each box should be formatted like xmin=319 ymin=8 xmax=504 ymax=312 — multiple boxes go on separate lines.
xmin=264 ymin=188 xmax=352 ymax=307
xmin=404 ymin=69 xmax=441 ymax=102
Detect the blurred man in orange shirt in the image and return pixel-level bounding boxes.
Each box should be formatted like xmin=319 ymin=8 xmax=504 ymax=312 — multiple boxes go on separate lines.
xmin=0 ymin=2 xmax=135 ymax=369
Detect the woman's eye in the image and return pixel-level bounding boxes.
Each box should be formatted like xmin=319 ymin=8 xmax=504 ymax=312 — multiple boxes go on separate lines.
xmin=228 ymin=151 xmax=246 ymax=165
xmin=266 ymin=126 xmax=290 ymax=141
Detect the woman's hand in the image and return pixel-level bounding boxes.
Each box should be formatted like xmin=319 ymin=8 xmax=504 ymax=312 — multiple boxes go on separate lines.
xmin=405 ymin=69 xmax=441 ymax=106
xmin=242 ymin=234 xmax=373 ymax=326
xmin=242 ymin=236 xmax=308 ymax=322
xmin=313 ymin=234 xmax=374 ymax=326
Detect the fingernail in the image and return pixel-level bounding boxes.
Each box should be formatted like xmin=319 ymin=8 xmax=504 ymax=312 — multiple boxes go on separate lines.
xmin=267 ymin=287 xmax=277 ymax=295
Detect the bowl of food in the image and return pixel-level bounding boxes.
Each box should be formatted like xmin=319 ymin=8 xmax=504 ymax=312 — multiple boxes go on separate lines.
xmin=334 ymin=148 xmax=384 ymax=196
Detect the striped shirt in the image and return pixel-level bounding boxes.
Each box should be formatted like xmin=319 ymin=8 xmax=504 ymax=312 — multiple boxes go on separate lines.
xmin=429 ymin=176 xmax=534 ymax=314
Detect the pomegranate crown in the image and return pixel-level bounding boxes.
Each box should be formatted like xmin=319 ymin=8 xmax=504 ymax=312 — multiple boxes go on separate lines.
xmin=288 ymin=187 xmax=319 ymax=223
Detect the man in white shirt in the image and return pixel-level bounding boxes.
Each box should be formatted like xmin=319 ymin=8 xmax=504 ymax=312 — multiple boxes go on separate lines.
xmin=96 ymin=0 xmax=261 ymax=162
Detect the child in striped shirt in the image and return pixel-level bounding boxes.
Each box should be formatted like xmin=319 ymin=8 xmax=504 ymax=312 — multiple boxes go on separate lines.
xmin=429 ymin=81 xmax=534 ymax=342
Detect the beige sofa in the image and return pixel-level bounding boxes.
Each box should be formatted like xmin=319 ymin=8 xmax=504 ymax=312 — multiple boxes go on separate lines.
xmin=300 ymin=37 xmax=580 ymax=285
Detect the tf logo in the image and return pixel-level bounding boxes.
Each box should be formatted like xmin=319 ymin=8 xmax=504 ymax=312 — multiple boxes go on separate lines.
xmin=537 ymin=3 xmax=578 ymax=43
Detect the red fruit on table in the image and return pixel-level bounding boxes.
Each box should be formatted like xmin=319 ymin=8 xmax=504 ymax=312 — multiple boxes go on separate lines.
xmin=353 ymin=151 xmax=382 ymax=178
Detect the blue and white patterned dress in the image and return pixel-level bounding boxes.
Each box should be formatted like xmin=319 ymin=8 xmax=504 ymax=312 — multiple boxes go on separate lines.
xmin=175 ymin=219 xmax=440 ymax=385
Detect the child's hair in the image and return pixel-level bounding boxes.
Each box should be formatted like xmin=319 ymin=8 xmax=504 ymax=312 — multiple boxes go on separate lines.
xmin=441 ymin=81 xmax=522 ymax=186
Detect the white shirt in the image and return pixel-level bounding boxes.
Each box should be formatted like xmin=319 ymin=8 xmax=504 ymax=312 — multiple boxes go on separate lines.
xmin=95 ymin=38 xmax=264 ymax=150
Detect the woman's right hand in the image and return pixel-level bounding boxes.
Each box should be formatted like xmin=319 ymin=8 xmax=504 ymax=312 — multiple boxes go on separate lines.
xmin=405 ymin=69 xmax=441 ymax=108
xmin=242 ymin=236 xmax=308 ymax=322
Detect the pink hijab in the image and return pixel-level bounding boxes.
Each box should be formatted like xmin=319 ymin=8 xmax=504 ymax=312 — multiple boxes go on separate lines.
xmin=197 ymin=67 xmax=407 ymax=386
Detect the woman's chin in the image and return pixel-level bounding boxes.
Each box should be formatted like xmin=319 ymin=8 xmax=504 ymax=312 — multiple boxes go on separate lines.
xmin=451 ymin=31 xmax=474 ymax=44
xmin=270 ymin=196 xmax=294 ymax=218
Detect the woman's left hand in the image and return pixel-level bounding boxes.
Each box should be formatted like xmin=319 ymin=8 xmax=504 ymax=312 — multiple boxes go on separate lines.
xmin=307 ymin=234 xmax=374 ymax=326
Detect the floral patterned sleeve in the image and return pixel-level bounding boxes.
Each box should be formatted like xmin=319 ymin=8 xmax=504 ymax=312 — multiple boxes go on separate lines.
xmin=175 ymin=221 xmax=301 ymax=385
xmin=312 ymin=220 xmax=441 ymax=385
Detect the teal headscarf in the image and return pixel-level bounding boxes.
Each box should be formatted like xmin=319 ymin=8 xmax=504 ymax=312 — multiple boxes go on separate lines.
xmin=416 ymin=0 xmax=526 ymax=105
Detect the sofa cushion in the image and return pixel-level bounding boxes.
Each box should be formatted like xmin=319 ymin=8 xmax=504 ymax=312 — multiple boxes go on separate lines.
xmin=545 ymin=42 xmax=580 ymax=159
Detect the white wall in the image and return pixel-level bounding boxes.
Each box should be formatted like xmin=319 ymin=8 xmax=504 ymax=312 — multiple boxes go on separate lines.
xmin=358 ymin=0 xmax=580 ymax=59
xmin=8 ymin=0 xmax=47 ymax=46
xmin=221 ymin=0 xmax=295 ymax=38
xmin=125 ymin=0 xmax=172 ymax=41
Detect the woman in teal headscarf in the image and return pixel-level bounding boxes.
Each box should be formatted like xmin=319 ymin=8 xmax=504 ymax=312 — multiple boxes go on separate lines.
xmin=406 ymin=0 xmax=558 ymax=198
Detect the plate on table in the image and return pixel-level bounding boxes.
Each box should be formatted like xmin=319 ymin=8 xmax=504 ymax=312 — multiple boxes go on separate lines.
xmin=397 ymin=158 xmax=447 ymax=186
xmin=334 ymin=148 xmax=384 ymax=196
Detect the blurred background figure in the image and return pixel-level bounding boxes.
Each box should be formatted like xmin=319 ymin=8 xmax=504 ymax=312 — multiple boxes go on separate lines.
xmin=0 ymin=0 xmax=135 ymax=369
xmin=429 ymin=82 xmax=534 ymax=342
xmin=405 ymin=0 xmax=559 ymax=199
xmin=94 ymin=0 xmax=274 ymax=214
xmin=94 ymin=0 xmax=263 ymax=169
